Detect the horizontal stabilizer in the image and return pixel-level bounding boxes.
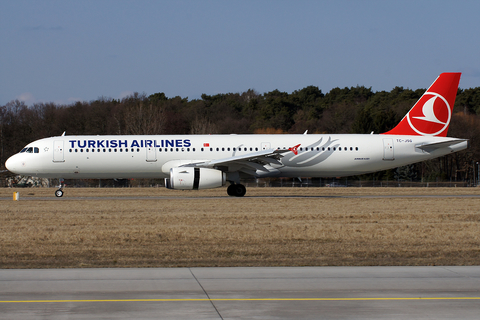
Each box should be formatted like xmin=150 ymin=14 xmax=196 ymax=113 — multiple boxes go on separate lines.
xmin=416 ymin=139 xmax=468 ymax=151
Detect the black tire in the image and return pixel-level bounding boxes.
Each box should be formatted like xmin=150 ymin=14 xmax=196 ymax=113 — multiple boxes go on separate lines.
xmin=233 ymin=184 xmax=246 ymax=197
xmin=227 ymin=184 xmax=235 ymax=196
xmin=227 ymin=184 xmax=246 ymax=197
xmin=55 ymin=189 xmax=64 ymax=197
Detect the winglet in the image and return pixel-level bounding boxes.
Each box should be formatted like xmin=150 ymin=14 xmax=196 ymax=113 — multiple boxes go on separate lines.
xmin=382 ymin=73 xmax=461 ymax=137
xmin=289 ymin=144 xmax=301 ymax=155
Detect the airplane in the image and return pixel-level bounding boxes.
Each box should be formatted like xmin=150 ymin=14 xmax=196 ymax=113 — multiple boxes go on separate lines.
xmin=5 ymin=73 xmax=468 ymax=197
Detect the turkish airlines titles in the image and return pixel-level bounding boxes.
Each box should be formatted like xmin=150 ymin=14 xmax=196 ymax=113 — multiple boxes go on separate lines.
xmin=68 ymin=139 xmax=192 ymax=149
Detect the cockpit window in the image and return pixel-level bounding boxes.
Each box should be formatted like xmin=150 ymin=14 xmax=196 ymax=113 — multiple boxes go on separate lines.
xmin=20 ymin=147 xmax=37 ymax=153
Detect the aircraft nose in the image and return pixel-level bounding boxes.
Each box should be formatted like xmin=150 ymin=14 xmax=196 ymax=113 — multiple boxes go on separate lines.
xmin=5 ymin=154 xmax=20 ymax=173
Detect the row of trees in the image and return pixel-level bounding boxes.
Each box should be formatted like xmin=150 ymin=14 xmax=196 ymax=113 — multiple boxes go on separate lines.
xmin=1 ymin=85 xmax=480 ymax=183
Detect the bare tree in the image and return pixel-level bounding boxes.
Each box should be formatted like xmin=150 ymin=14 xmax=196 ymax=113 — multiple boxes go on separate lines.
xmin=190 ymin=115 xmax=218 ymax=134
xmin=122 ymin=93 xmax=166 ymax=135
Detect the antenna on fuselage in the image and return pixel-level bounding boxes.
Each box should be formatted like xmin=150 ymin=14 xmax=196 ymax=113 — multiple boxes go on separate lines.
xmin=61 ymin=132 xmax=66 ymax=136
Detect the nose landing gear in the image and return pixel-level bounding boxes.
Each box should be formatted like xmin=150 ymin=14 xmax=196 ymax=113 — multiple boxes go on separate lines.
xmin=55 ymin=179 xmax=64 ymax=197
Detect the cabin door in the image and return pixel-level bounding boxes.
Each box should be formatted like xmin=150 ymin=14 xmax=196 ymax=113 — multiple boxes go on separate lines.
xmin=383 ymin=139 xmax=394 ymax=161
xmin=53 ymin=140 xmax=65 ymax=162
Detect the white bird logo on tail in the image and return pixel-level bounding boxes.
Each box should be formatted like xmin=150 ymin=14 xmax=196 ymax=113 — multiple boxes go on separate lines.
xmin=412 ymin=96 xmax=446 ymax=124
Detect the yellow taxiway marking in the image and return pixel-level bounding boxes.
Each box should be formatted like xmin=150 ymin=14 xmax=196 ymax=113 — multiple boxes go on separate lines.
xmin=1 ymin=297 xmax=480 ymax=303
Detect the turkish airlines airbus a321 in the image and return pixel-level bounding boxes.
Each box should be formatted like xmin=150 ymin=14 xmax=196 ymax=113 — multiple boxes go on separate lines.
xmin=5 ymin=73 xmax=468 ymax=197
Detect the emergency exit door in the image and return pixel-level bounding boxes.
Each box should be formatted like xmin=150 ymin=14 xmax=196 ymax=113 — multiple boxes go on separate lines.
xmin=261 ymin=142 xmax=271 ymax=150
xmin=146 ymin=146 xmax=157 ymax=162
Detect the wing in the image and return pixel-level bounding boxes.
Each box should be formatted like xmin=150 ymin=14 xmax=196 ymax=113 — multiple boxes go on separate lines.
xmin=181 ymin=148 xmax=289 ymax=176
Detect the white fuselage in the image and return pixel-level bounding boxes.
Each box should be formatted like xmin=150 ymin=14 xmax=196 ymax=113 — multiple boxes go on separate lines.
xmin=5 ymin=134 xmax=468 ymax=179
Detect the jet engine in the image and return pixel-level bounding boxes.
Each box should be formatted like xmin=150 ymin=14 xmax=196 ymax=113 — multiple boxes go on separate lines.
xmin=165 ymin=167 xmax=226 ymax=190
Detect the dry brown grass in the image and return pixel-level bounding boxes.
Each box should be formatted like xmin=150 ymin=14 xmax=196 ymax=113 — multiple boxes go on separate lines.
xmin=1 ymin=187 xmax=479 ymax=268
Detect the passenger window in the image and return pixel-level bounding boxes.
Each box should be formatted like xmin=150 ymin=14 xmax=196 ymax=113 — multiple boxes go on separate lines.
xmin=201 ymin=148 xmax=204 ymax=151
xmin=69 ymin=149 xmax=72 ymax=153
xmin=193 ymin=148 xmax=195 ymax=151
xmin=86 ymin=149 xmax=89 ymax=152
xmin=255 ymin=147 xmax=258 ymax=151
xmin=356 ymin=147 xmax=359 ymax=151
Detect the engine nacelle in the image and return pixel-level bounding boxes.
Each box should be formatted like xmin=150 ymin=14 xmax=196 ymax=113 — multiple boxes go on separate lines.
xmin=165 ymin=167 xmax=226 ymax=190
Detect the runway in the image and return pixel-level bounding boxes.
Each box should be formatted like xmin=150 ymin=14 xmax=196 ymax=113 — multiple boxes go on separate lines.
xmin=1 ymin=266 xmax=480 ymax=319
xmin=1 ymin=194 xmax=480 ymax=201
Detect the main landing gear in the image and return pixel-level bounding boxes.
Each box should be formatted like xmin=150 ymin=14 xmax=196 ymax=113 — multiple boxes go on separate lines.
xmin=227 ymin=183 xmax=246 ymax=197
xmin=55 ymin=179 xmax=64 ymax=197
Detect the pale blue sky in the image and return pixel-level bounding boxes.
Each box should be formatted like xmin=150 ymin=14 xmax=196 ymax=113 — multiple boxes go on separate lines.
xmin=1 ymin=0 xmax=479 ymax=105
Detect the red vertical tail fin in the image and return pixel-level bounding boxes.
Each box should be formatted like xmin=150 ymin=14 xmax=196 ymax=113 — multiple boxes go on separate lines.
xmin=382 ymin=73 xmax=461 ymax=137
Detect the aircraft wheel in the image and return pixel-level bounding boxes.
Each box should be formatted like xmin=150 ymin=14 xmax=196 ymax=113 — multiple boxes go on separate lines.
xmin=227 ymin=184 xmax=246 ymax=197
xmin=234 ymin=184 xmax=246 ymax=197
xmin=227 ymin=184 xmax=235 ymax=196
xmin=55 ymin=189 xmax=64 ymax=197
